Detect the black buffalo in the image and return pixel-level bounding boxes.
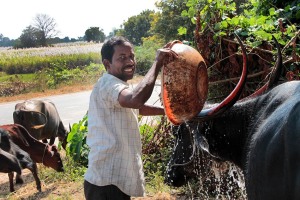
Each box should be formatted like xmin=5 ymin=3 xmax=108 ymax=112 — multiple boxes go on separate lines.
xmin=0 ymin=128 xmax=41 ymax=192
xmin=13 ymin=99 xmax=68 ymax=149
xmin=165 ymin=38 xmax=300 ymax=199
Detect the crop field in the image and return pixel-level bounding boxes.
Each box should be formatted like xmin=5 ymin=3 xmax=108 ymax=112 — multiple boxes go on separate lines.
xmin=0 ymin=42 xmax=102 ymax=75
xmin=0 ymin=42 xmax=105 ymax=97
xmin=0 ymin=42 xmax=102 ymax=57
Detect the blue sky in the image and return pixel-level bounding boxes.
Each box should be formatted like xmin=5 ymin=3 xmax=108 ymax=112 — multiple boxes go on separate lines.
xmin=0 ymin=0 xmax=158 ymax=39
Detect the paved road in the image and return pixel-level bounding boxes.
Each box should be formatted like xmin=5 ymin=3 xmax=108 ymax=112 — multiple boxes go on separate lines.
xmin=0 ymin=83 xmax=162 ymax=127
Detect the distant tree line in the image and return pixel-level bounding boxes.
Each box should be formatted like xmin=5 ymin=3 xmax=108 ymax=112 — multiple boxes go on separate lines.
xmin=0 ymin=33 xmax=83 ymax=48
xmin=0 ymin=34 xmax=15 ymax=47
xmin=0 ymin=0 xmax=196 ymax=48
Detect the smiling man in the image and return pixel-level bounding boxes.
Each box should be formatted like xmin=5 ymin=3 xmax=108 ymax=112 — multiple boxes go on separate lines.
xmin=84 ymin=36 xmax=178 ymax=200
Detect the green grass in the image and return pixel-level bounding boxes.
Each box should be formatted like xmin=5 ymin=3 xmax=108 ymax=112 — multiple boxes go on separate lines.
xmin=0 ymin=43 xmax=102 ymax=74
xmin=0 ymin=73 xmax=35 ymax=82
xmin=38 ymin=155 xmax=86 ymax=183
xmin=145 ymin=171 xmax=175 ymax=196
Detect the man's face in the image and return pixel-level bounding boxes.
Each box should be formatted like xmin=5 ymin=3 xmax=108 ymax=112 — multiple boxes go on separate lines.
xmin=104 ymin=42 xmax=136 ymax=82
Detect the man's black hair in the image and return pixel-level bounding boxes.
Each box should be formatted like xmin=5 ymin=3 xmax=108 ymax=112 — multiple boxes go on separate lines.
xmin=101 ymin=36 xmax=131 ymax=63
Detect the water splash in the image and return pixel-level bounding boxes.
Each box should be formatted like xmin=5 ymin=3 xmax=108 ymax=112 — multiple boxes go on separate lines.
xmin=168 ymin=121 xmax=247 ymax=199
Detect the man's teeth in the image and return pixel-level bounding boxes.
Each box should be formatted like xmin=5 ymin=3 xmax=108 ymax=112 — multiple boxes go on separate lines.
xmin=124 ymin=68 xmax=133 ymax=72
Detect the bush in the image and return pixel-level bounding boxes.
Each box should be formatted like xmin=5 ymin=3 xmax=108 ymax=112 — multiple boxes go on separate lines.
xmin=134 ymin=39 xmax=164 ymax=75
xmin=65 ymin=113 xmax=89 ymax=167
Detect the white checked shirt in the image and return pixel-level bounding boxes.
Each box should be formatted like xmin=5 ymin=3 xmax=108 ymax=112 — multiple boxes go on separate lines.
xmin=84 ymin=73 xmax=145 ymax=197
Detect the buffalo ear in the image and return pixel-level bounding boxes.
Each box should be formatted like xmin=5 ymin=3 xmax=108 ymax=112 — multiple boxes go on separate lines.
xmin=31 ymin=111 xmax=47 ymax=129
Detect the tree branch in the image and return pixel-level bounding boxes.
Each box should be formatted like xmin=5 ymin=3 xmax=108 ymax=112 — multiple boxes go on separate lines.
xmin=209 ymin=70 xmax=269 ymax=85
xmin=222 ymin=38 xmax=274 ymax=54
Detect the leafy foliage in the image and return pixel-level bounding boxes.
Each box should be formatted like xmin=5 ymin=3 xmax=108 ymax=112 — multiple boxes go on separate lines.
xmin=66 ymin=113 xmax=89 ymax=167
xmin=44 ymin=62 xmax=72 ymax=88
xmin=141 ymin=118 xmax=173 ymax=172
xmin=179 ymin=0 xmax=300 ymax=100
xmin=183 ymin=0 xmax=299 ymax=48
xmin=134 ymin=39 xmax=164 ymax=75
xmin=183 ymin=0 xmax=300 ymax=70
xmin=0 ymin=34 xmax=14 ymax=47
xmin=153 ymin=0 xmax=195 ymax=43
xmin=257 ymin=0 xmax=300 ymax=17
xmin=14 ymin=26 xmax=42 ymax=48
xmin=0 ymin=63 xmax=104 ymax=97
xmin=84 ymin=27 xmax=106 ymax=43
xmin=123 ymin=10 xmax=155 ymax=45
xmin=42 ymin=62 xmax=104 ymax=88
xmin=140 ymin=116 xmax=174 ymax=194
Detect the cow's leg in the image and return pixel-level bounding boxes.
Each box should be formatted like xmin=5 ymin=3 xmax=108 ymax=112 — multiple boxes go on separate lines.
xmin=15 ymin=173 xmax=24 ymax=184
xmin=28 ymin=163 xmax=41 ymax=192
xmin=8 ymin=172 xmax=15 ymax=192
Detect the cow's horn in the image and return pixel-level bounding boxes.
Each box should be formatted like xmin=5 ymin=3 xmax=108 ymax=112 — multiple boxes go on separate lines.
xmin=197 ymin=33 xmax=248 ymax=119
xmin=32 ymin=124 xmax=45 ymax=129
xmin=242 ymin=35 xmax=282 ymax=100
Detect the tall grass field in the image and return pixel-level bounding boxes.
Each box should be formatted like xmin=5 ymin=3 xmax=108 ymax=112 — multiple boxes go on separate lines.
xmin=0 ymin=42 xmax=104 ymax=96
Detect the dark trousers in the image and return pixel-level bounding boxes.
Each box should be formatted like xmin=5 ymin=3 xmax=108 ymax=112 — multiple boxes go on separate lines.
xmin=84 ymin=180 xmax=130 ymax=200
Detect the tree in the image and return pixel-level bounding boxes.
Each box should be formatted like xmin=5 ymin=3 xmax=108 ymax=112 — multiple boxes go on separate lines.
xmin=152 ymin=0 xmax=194 ymax=43
xmin=15 ymin=26 xmax=41 ymax=48
xmin=258 ymin=0 xmax=299 ymax=15
xmin=84 ymin=27 xmax=105 ymax=43
xmin=32 ymin=13 xmax=59 ymax=46
xmin=108 ymin=28 xmax=123 ymax=38
xmin=0 ymin=34 xmax=14 ymax=47
xmin=123 ymin=10 xmax=155 ymax=45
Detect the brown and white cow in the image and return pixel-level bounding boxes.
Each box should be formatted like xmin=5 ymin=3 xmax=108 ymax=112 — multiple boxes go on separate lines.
xmin=0 ymin=124 xmax=64 ymax=172
xmin=0 ymin=128 xmax=41 ymax=192
xmin=13 ymin=99 xmax=68 ymax=149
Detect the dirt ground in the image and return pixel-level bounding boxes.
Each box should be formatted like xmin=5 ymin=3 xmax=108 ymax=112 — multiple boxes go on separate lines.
xmin=0 ymin=167 xmax=85 ymax=200
xmin=0 ymin=167 xmax=180 ymax=200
